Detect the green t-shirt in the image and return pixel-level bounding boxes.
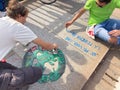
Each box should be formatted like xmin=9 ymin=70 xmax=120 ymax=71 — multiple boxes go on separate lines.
xmin=84 ymin=0 xmax=120 ymax=25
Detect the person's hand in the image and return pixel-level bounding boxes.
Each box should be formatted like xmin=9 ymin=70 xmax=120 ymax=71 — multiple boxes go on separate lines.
xmin=109 ymin=30 xmax=120 ymax=37
xmin=65 ymin=20 xmax=73 ymax=28
xmin=52 ymin=43 xmax=58 ymax=49
xmin=46 ymin=43 xmax=58 ymax=50
xmin=33 ymin=38 xmax=58 ymax=50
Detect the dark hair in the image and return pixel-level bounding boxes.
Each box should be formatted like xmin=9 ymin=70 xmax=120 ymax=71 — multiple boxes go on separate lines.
xmin=99 ymin=0 xmax=111 ymax=4
xmin=6 ymin=0 xmax=29 ymax=19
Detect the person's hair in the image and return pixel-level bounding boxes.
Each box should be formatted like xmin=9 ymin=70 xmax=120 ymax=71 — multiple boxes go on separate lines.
xmin=98 ymin=0 xmax=111 ymax=4
xmin=6 ymin=0 xmax=29 ymax=19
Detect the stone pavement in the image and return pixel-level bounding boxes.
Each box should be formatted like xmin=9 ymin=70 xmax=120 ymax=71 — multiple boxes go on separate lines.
xmin=6 ymin=0 xmax=120 ymax=90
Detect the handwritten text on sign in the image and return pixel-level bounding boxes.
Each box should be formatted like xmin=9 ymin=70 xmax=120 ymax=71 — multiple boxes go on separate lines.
xmin=65 ymin=31 xmax=101 ymax=57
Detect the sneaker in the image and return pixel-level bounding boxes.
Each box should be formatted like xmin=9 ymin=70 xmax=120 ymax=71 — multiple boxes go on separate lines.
xmin=86 ymin=25 xmax=95 ymax=39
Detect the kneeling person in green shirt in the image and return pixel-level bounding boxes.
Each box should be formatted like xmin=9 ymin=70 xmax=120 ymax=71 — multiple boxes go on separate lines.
xmin=65 ymin=0 xmax=120 ymax=45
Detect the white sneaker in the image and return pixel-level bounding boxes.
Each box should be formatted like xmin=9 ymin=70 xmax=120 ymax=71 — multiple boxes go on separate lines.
xmin=86 ymin=25 xmax=95 ymax=39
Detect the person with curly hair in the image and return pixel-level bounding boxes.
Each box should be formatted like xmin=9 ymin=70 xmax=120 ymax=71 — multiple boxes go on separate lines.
xmin=0 ymin=0 xmax=58 ymax=90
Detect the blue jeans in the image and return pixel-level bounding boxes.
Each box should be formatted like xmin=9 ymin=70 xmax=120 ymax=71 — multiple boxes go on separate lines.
xmin=94 ymin=19 xmax=120 ymax=45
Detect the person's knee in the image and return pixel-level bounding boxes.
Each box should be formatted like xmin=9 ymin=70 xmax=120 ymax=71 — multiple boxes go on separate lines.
xmin=31 ymin=67 xmax=43 ymax=80
xmin=22 ymin=66 xmax=43 ymax=84
xmin=8 ymin=67 xmax=43 ymax=88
